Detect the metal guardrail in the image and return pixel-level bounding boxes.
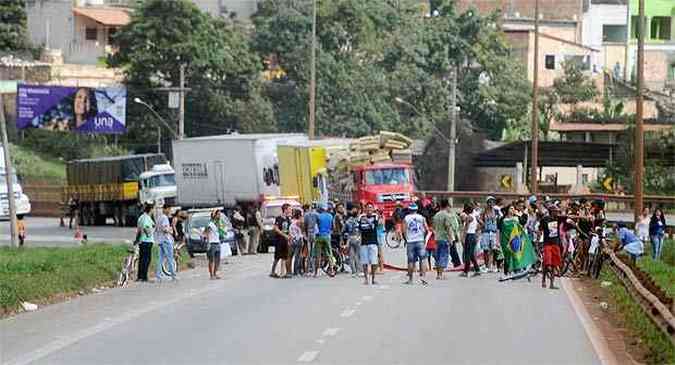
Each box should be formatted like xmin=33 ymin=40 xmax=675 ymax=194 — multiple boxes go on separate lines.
xmin=605 ymin=250 xmax=675 ymax=347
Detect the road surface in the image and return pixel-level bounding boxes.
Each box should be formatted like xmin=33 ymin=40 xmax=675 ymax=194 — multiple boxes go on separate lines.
xmin=0 ymin=247 xmax=602 ymax=365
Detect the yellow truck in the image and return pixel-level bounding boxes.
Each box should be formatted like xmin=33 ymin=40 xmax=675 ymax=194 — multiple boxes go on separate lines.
xmin=277 ymin=145 xmax=328 ymax=206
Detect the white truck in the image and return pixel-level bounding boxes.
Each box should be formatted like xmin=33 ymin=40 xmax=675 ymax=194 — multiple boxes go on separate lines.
xmin=172 ymin=134 xmax=308 ymax=208
xmin=0 ymin=145 xmax=31 ymax=219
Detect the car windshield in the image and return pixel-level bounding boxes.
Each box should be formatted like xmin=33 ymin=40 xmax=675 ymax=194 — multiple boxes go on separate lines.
xmin=190 ymin=214 xmax=232 ymax=230
xmin=0 ymin=172 xmax=18 ymax=185
xmin=148 ymin=173 xmax=176 ymax=188
xmin=365 ymin=168 xmax=409 ymax=186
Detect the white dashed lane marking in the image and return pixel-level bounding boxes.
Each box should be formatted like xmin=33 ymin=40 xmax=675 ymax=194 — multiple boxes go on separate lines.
xmin=321 ymin=328 xmax=341 ymax=337
xmin=297 ymin=351 xmax=319 ymax=362
xmin=340 ymin=309 xmax=356 ymax=318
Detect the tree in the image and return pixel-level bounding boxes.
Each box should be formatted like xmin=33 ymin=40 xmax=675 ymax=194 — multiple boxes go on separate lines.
xmin=109 ymin=0 xmax=274 ymax=146
xmin=552 ymin=61 xmax=598 ymax=110
xmin=0 ymin=0 xmax=30 ymax=52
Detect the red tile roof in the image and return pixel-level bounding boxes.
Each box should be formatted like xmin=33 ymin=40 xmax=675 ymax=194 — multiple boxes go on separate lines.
xmin=550 ymin=120 xmax=673 ymax=132
xmin=73 ymin=7 xmax=130 ymax=27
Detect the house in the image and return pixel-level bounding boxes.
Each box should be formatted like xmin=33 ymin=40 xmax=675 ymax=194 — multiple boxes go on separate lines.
xmin=551 ymin=119 xmax=673 ymax=144
xmin=581 ymin=0 xmax=629 ymax=78
xmin=191 ymin=0 xmax=260 ymax=20
xmin=26 ymin=0 xmax=131 ymax=65
xmin=625 ymin=0 xmax=675 ymax=92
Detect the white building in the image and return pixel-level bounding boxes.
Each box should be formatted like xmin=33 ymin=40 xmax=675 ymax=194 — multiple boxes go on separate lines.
xmin=581 ymin=0 xmax=629 ymax=76
xmin=25 ymin=0 xmax=260 ymax=66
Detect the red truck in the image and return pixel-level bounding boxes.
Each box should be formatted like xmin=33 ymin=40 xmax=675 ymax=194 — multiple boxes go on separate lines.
xmin=329 ymin=161 xmax=415 ymax=221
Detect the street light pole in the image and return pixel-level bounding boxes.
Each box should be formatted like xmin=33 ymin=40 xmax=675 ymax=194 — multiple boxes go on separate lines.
xmin=308 ymin=0 xmax=317 ymax=140
xmin=134 ymin=98 xmax=179 ymax=140
xmin=530 ymin=0 xmax=540 ymax=195
xmin=634 ymin=0 xmax=645 ymax=223
xmin=448 ymin=65 xmax=458 ymax=205
xmin=179 ymin=64 xmax=186 ymax=140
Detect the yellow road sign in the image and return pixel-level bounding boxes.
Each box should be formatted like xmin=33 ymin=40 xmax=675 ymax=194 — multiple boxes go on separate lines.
xmin=500 ymin=175 xmax=512 ymax=189
xmin=602 ymin=176 xmax=614 ymax=192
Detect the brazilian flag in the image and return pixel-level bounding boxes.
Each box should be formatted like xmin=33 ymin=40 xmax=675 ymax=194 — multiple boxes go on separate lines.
xmin=500 ymin=217 xmax=537 ymax=271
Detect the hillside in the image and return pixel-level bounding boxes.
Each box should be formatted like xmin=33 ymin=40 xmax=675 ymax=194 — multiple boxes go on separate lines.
xmin=9 ymin=144 xmax=66 ymax=184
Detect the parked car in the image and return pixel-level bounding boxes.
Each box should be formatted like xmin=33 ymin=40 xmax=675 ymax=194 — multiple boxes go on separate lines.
xmin=185 ymin=209 xmax=237 ymax=257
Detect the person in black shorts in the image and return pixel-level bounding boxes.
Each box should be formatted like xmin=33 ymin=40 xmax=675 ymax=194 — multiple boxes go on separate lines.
xmin=270 ymin=203 xmax=292 ymax=278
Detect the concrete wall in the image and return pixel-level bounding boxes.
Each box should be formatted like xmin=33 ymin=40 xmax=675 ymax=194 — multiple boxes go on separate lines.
xmin=526 ymin=30 xmax=596 ymax=87
xmin=474 ymin=167 xmax=517 ymax=193
xmin=26 ymin=0 xmax=75 ymax=55
xmin=454 ymin=0 xmax=583 ymax=22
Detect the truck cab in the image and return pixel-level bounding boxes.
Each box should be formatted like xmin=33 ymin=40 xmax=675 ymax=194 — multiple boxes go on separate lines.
xmin=0 ymin=167 xmax=31 ymax=219
xmin=351 ymin=163 xmax=414 ymax=221
xmin=138 ymin=164 xmax=177 ymax=207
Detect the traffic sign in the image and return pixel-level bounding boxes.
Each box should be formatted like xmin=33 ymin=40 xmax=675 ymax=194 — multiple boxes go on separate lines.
xmin=500 ymin=175 xmax=512 ymax=189
xmin=602 ymin=176 xmax=614 ymax=192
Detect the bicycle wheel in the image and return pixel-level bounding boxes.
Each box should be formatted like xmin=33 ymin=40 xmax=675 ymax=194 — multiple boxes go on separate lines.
xmin=385 ymin=230 xmax=402 ymax=249
xmin=162 ymin=257 xmax=177 ymax=276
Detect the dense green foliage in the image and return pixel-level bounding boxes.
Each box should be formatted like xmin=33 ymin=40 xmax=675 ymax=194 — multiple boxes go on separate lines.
xmin=108 ymin=0 xmax=275 ymax=143
xmin=253 ymin=0 xmax=531 ymax=139
xmin=0 ymin=0 xmax=29 ymax=52
xmin=10 ymin=144 xmax=66 ymax=183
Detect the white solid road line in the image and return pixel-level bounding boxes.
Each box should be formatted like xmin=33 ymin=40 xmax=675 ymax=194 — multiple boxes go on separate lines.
xmin=561 ymin=278 xmax=619 ymax=365
xmin=297 ymin=351 xmax=319 ymax=363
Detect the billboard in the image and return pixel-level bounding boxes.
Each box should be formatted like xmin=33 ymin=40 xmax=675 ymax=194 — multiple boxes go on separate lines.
xmin=16 ymin=84 xmax=126 ymax=134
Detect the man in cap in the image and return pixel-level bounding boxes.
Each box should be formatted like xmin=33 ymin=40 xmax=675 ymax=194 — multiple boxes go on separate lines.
xmin=403 ymin=203 xmax=429 ymax=285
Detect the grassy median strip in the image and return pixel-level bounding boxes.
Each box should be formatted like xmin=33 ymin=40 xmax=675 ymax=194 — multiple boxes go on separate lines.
xmin=638 ymin=239 xmax=674 ymax=298
xmin=0 ymin=244 xmax=127 ymax=314
xmin=599 ymin=267 xmax=675 ymax=364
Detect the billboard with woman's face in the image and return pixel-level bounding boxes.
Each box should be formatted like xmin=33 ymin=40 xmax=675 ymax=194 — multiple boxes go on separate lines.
xmin=16 ymin=84 xmax=126 ymax=134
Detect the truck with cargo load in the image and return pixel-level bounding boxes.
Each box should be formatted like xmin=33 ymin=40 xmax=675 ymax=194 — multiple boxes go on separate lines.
xmin=172 ymin=134 xmax=308 ymax=208
xmin=283 ymin=134 xmax=415 ymax=221
xmin=65 ymin=153 xmax=176 ymax=226
xmin=277 ymin=144 xmax=328 ymax=206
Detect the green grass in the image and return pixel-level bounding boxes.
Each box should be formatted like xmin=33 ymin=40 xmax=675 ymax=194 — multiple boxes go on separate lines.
xmin=0 ymin=244 xmax=127 ymax=313
xmin=10 ymin=144 xmax=66 ymax=183
xmin=0 ymin=243 xmax=193 ymax=314
xmin=638 ymin=239 xmax=674 ymax=299
xmin=600 ymin=267 xmax=675 ymax=364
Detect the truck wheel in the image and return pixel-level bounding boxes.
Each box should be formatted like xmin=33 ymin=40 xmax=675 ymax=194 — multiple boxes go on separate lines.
xmin=94 ymin=215 xmax=106 ymax=226
xmin=125 ymin=215 xmax=136 ymax=227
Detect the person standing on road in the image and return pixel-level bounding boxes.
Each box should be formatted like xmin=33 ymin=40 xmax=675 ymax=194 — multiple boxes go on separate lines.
xmin=247 ymin=204 xmax=263 ymax=254
xmin=404 ymin=203 xmax=429 ymax=285
xmin=156 ymin=205 xmax=177 ymax=282
xmin=649 ymin=208 xmax=667 ymax=260
xmin=290 ymin=209 xmax=305 ymax=276
xmin=136 ymin=203 xmax=155 ymax=282
xmin=303 ymin=204 xmax=320 ymax=272
xmin=539 ymin=206 xmax=563 ymax=289
xmin=270 ymin=203 xmax=292 ymax=278
xmin=479 ymin=196 xmax=499 ymax=273
xmin=432 ymin=199 xmax=454 ymax=280
xmin=232 ymin=206 xmax=248 ymax=255
xmin=359 ymin=202 xmax=380 ymax=285
xmin=460 ymin=203 xmax=481 ymax=278
xmin=343 ymin=203 xmax=362 ymax=277
xmin=315 ymin=204 xmax=335 ymax=277
xmin=204 ymin=210 xmax=222 ymax=280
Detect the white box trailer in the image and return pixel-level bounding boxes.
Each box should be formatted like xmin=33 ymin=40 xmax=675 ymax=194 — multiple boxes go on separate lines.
xmin=172 ymin=134 xmax=308 ymax=208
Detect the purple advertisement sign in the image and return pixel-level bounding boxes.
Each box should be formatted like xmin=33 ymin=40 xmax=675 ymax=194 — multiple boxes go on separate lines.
xmin=16 ymin=84 xmax=127 ymax=134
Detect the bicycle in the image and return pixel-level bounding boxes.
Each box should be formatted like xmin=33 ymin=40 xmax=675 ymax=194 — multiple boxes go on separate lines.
xmin=385 ymin=222 xmax=406 ymax=249
xmin=117 ymin=244 xmax=139 ymax=287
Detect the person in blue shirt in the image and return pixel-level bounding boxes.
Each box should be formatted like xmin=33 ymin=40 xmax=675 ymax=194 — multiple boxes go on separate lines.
xmin=615 ymin=223 xmax=644 ymax=264
xmin=314 ymin=204 xmax=335 ymax=277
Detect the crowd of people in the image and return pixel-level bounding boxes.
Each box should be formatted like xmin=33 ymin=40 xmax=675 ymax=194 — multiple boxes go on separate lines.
xmin=265 ymin=195 xmax=669 ymax=289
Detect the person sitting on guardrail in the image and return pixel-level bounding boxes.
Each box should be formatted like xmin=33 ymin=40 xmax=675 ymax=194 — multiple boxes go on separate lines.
xmin=615 ymin=223 xmax=644 ymax=265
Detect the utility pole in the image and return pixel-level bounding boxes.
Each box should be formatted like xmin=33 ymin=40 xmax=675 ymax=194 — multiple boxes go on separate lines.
xmin=530 ymin=0 xmax=540 ymax=195
xmin=179 ymin=63 xmax=186 ymax=140
xmin=448 ymin=65 xmax=458 ymax=206
xmin=157 ymin=126 xmax=162 ymax=154
xmin=634 ymin=0 xmax=645 ymax=223
xmin=308 ymin=0 xmax=317 ymax=140
xmin=0 ymin=94 xmax=18 ymax=247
